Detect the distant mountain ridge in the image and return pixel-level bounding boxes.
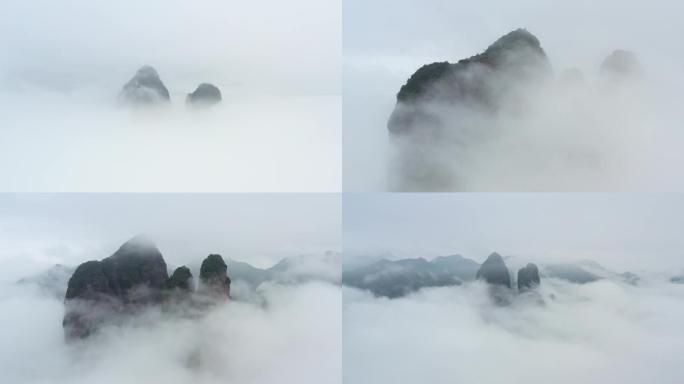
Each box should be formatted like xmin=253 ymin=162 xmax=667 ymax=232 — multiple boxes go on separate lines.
xmin=342 ymin=255 xmax=479 ymax=298
xmin=18 ymin=251 xmax=340 ymax=302
xmin=343 ymin=253 xmax=645 ymax=298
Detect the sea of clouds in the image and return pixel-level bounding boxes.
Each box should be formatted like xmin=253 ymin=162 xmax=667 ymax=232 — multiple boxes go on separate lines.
xmin=1 ymin=280 xmax=341 ymax=384
xmin=343 ymin=277 xmax=684 ymax=384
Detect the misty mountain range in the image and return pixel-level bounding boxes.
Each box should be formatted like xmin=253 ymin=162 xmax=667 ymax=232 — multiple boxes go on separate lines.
xmin=343 ymin=253 xmax=651 ymax=298
xmin=18 ymin=249 xmax=340 ymax=301
xmin=14 ymin=235 xmax=340 ymax=340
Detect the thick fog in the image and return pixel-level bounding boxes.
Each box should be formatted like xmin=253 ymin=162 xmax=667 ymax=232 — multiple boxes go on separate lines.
xmin=2 ymin=281 xmax=340 ymax=384
xmin=343 ymin=279 xmax=684 ymax=384
xmin=343 ymin=192 xmax=684 ymax=383
xmin=344 ymin=193 xmax=684 ymax=271
xmin=0 ymin=0 xmax=340 ymax=191
xmin=344 ymin=0 xmax=684 ymax=191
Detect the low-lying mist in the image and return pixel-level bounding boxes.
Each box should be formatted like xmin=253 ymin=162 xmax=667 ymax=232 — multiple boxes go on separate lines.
xmin=0 ymin=91 xmax=340 ymax=191
xmin=386 ymin=47 xmax=684 ymax=191
xmin=1 ymin=280 xmax=341 ymax=384
xmin=343 ymin=278 xmax=684 ymax=384
xmin=343 ymin=0 xmax=684 ymax=191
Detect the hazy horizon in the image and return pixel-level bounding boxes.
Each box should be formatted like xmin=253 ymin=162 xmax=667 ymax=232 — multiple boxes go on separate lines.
xmin=0 ymin=194 xmax=341 ymax=283
xmin=344 ymin=194 xmax=684 ymax=271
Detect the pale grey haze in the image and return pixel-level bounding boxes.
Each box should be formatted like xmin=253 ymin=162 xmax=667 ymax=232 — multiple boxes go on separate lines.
xmin=344 ymin=193 xmax=684 ymax=271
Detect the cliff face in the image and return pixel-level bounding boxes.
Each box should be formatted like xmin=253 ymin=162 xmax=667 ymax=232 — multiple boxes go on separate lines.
xmin=517 ymin=263 xmax=541 ymax=291
xmin=476 ymin=252 xmax=512 ymax=288
xmin=63 ymin=236 xmax=169 ymax=339
xmin=63 ymin=238 xmax=231 ymax=340
xmin=394 ymin=29 xmax=549 ymax=106
xmin=387 ymin=29 xmax=551 ymax=190
xmin=186 ymin=83 xmax=222 ymax=106
xmin=199 ymin=254 xmax=231 ymax=298
xmin=166 ymin=266 xmax=194 ymax=293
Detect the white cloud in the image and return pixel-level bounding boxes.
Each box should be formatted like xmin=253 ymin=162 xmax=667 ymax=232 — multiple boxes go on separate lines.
xmin=1 ymin=281 xmax=341 ymax=384
xmin=343 ymin=278 xmax=684 ymax=384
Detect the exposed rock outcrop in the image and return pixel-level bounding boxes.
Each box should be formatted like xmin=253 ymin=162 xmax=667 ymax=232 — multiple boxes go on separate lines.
xmin=199 ymin=254 xmax=231 ymax=298
xmin=186 ymin=83 xmax=222 ymax=106
xmin=394 ymin=29 xmax=548 ymax=107
xmin=387 ymin=29 xmax=551 ymax=190
xmin=120 ymin=65 xmax=171 ymax=105
xmin=165 ymin=266 xmax=194 ymax=293
xmin=476 ymin=252 xmax=512 ymax=288
xmin=63 ymin=236 xmax=169 ymax=340
xmin=517 ymin=263 xmax=540 ymax=291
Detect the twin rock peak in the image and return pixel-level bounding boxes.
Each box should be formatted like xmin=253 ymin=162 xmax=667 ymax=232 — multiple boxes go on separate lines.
xmin=120 ymin=65 xmax=222 ymax=107
xmin=476 ymin=252 xmax=541 ymax=292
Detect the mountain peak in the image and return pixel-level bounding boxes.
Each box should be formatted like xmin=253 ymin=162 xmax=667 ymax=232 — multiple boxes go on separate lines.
xmin=476 ymin=252 xmax=511 ymax=288
xmin=483 ymin=28 xmax=542 ymax=55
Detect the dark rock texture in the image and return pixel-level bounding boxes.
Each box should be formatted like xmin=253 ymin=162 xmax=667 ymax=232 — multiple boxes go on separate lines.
xmin=120 ymin=65 xmax=171 ymax=105
xmin=387 ymin=29 xmax=551 ymax=190
xmin=199 ymin=254 xmax=231 ymax=298
xmin=165 ymin=266 xmax=194 ymax=293
xmin=517 ymin=263 xmax=541 ymax=291
xmin=393 ymin=29 xmax=548 ymax=107
xmin=63 ymin=236 xmax=168 ymax=339
xmin=475 ymin=252 xmax=512 ymax=288
xmin=186 ymin=83 xmax=222 ymax=106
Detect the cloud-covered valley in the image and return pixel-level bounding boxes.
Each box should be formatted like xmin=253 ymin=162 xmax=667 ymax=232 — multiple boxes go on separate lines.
xmin=344 ymin=277 xmax=684 ymax=384
xmin=2 ymin=280 xmax=340 ymax=384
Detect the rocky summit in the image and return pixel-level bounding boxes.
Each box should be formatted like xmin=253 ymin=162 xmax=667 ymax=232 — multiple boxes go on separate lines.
xmin=387 ymin=29 xmax=551 ymax=190
xmin=389 ymin=28 xmax=550 ymax=134
xmin=166 ymin=266 xmax=194 ymax=293
xmin=120 ymin=65 xmax=171 ymax=105
xmin=63 ymin=236 xmax=168 ymax=339
xmin=63 ymin=237 xmax=231 ymax=340
xmin=199 ymin=254 xmax=231 ymax=298
xmin=475 ymin=252 xmax=512 ymax=288
xmin=186 ymin=83 xmax=222 ymax=106
xmin=517 ymin=263 xmax=541 ymax=291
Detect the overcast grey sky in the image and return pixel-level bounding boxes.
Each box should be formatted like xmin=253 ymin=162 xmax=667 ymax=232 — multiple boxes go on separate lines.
xmin=343 ymin=0 xmax=684 ymax=190
xmin=0 ymin=194 xmax=340 ymax=282
xmin=344 ymin=193 xmax=684 ymax=270
xmin=0 ymin=0 xmax=340 ymax=95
